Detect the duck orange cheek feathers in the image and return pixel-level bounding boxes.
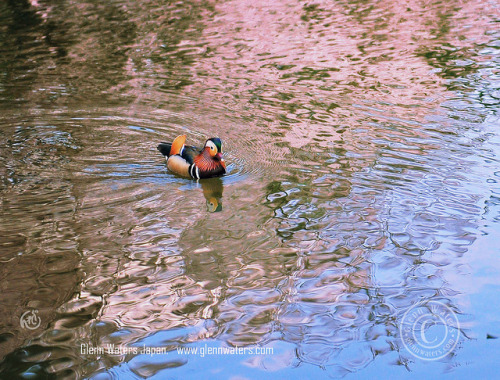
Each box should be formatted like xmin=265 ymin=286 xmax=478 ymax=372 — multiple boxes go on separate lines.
xmin=157 ymin=135 xmax=226 ymax=179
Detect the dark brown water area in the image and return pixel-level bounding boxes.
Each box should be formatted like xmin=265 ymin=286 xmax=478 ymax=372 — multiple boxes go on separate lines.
xmin=0 ymin=0 xmax=499 ymax=378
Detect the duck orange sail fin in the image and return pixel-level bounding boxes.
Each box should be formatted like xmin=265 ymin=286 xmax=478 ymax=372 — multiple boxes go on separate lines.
xmin=170 ymin=135 xmax=186 ymax=155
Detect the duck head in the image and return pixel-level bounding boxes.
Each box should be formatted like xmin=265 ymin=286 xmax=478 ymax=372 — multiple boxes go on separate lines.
xmin=203 ymin=138 xmax=226 ymax=169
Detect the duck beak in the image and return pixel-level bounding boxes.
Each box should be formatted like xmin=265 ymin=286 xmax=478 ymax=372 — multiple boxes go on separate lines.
xmin=215 ymin=152 xmax=223 ymax=161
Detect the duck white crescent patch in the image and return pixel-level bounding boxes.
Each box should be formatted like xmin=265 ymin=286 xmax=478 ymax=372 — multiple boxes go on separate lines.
xmin=189 ymin=164 xmax=199 ymax=179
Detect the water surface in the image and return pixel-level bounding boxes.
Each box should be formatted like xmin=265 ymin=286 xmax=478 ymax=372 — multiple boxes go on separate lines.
xmin=0 ymin=0 xmax=499 ymax=378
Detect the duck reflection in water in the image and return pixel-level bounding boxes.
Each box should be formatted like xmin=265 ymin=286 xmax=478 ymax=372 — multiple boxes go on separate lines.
xmin=200 ymin=177 xmax=223 ymax=212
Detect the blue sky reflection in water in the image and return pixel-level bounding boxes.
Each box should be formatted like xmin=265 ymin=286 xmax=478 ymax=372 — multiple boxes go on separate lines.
xmin=0 ymin=0 xmax=499 ymax=379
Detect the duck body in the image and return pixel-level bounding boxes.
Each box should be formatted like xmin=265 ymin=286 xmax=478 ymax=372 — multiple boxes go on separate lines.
xmin=158 ymin=135 xmax=226 ymax=179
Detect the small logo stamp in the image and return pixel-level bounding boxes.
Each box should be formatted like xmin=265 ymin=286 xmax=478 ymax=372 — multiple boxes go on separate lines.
xmin=400 ymin=300 xmax=460 ymax=360
xmin=20 ymin=309 xmax=42 ymax=330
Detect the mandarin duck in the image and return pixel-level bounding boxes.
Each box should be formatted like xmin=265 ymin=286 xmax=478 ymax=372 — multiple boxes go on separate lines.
xmin=157 ymin=135 xmax=226 ymax=179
